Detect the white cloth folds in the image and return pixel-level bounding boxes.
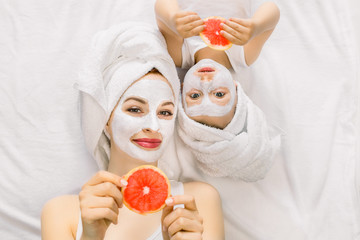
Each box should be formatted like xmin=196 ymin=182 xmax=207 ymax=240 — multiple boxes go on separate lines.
xmin=76 ymin=22 xmax=180 ymax=170
xmin=177 ymin=82 xmax=280 ymax=181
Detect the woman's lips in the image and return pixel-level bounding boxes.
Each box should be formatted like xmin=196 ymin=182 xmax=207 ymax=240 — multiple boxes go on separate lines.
xmin=132 ymin=138 xmax=162 ymax=149
xmin=197 ymin=67 xmax=215 ymax=73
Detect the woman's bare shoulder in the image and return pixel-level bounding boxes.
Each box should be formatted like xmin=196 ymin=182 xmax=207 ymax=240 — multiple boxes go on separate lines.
xmin=41 ymin=195 xmax=80 ymax=239
xmin=183 ymin=181 xmax=224 ymax=239
xmin=183 ymin=181 xmax=220 ymax=200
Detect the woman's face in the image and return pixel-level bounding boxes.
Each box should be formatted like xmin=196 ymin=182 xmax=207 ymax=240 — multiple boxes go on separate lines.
xmin=182 ymin=59 xmax=237 ymax=129
xmin=107 ymin=72 xmax=175 ymax=162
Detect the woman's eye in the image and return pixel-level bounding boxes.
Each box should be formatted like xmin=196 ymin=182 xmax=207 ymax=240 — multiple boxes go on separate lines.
xmin=214 ymin=92 xmax=225 ymax=98
xmin=190 ymin=93 xmax=201 ymax=99
xmin=159 ymin=110 xmax=173 ymax=116
xmin=127 ymin=107 xmax=141 ymax=113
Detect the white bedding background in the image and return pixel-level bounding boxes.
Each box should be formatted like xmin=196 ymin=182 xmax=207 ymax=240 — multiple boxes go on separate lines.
xmin=0 ymin=0 xmax=359 ymax=239
xmin=231 ymin=0 xmax=360 ymax=239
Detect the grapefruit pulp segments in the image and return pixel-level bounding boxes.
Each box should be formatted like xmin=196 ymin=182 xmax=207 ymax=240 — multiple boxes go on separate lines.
xmin=122 ymin=165 xmax=171 ymax=215
xmin=200 ymin=16 xmax=232 ymax=51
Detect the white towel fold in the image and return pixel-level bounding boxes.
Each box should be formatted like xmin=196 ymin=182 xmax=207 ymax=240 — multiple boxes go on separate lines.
xmin=177 ymin=82 xmax=280 ymax=181
xmin=76 ymin=22 xmax=180 ymax=170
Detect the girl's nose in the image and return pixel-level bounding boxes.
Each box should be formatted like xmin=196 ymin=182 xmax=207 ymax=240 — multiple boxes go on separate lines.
xmin=200 ymin=73 xmax=214 ymax=82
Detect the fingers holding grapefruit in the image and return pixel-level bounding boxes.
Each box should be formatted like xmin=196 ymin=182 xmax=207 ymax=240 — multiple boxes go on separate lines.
xmin=200 ymin=16 xmax=232 ymax=51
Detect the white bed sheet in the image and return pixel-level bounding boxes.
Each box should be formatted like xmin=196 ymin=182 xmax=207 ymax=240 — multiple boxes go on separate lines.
xmin=349 ymin=0 xmax=360 ymax=202
xmin=0 ymin=0 xmax=359 ymax=239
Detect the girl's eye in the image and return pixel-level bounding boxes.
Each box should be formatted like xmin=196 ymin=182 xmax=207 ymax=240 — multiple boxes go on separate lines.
xmin=190 ymin=93 xmax=201 ymax=99
xmin=127 ymin=107 xmax=141 ymax=113
xmin=214 ymin=92 xmax=225 ymax=98
xmin=159 ymin=110 xmax=173 ymax=116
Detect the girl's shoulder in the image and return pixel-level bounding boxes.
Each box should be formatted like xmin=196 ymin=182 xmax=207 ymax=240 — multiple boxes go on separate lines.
xmin=41 ymin=195 xmax=80 ymax=238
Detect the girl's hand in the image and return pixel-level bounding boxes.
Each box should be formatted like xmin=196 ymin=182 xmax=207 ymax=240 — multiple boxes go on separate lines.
xmin=79 ymin=171 xmax=127 ymax=240
xmin=172 ymin=11 xmax=204 ymax=38
xmin=161 ymin=195 xmax=203 ymax=240
xmin=220 ymin=18 xmax=258 ymax=46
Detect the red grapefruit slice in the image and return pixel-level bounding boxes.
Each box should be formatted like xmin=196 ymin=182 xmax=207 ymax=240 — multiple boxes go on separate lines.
xmin=122 ymin=165 xmax=171 ymax=215
xmin=200 ymin=16 xmax=232 ymax=51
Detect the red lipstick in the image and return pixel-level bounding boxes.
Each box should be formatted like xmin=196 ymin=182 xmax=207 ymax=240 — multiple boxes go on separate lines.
xmin=198 ymin=67 xmax=215 ymax=73
xmin=132 ymin=138 xmax=162 ymax=149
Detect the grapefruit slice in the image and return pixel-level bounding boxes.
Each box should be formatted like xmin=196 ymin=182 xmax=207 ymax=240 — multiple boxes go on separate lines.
xmin=122 ymin=165 xmax=171 ymax=215
xmin=200 ymin=16 xmax=232 ymax=51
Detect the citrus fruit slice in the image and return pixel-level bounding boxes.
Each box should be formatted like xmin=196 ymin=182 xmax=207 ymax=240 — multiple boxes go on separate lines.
xmin=200 ymin=16 xmax=232 ymax=51
xmin=122 ymin=165 xmax=171 ymax=215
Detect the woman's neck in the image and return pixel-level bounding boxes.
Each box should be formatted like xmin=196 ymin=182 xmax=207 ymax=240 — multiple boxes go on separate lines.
xmin=194 ymin=47 xmax=233 ymax=69
xmin=108 ymin=144 xmax=157 ymax=177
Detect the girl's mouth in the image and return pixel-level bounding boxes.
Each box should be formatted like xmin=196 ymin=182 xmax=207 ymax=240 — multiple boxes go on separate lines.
xmin=197 ymin=67 xmax=215 ymax=73
xmin=132 ymin=138 xmax=162 ymax=149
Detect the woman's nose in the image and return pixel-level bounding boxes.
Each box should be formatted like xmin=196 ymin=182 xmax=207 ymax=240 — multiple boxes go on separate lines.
xmin=142 ymin=114 xmax=160 ymax=132
xmin=143 ymin=127 xmax=157 ymax=133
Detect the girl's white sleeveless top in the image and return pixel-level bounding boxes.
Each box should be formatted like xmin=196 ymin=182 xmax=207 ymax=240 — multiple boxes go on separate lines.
xmin=76 ymin=180 xmax=184 ymax=240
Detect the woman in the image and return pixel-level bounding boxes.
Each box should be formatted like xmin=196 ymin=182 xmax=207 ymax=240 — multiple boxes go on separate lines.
xmin=41 ymin=23 xmax=224 ymax=240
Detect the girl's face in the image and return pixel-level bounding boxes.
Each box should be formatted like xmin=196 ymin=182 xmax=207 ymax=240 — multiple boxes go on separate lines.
xmin=182 ymin=59 xmax=237 ymax=129
xmin=107 ymin=73 xmax=175 ymax=162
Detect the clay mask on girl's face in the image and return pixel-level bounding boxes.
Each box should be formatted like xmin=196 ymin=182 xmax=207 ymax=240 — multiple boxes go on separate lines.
xmin=111 ymin=78 xmax=175 ymax=162
xmin=182 ymin=59 xmax=236 ymax=117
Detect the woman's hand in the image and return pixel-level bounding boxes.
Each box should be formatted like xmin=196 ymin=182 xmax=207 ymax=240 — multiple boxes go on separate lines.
xmin=172 ymin=11 xmax=204 ymax=38
xmin=161 ymin=195 xmax=203 ymax=240
xmin=79 ymin=171 xmax=127 ymax=240
xmin=220 ymin=18 xmax=258 ymax=46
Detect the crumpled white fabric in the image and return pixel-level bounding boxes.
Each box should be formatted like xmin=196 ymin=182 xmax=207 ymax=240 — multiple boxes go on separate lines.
xmin=177 ymin=81 xmax=280 ymax=181
xmin=75 ymin=22 xmax=180 ymax=170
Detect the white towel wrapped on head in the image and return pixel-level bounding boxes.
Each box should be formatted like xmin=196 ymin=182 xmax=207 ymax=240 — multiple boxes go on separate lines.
xmin=177 ymin=82 xmax=280 ymax=181
xmin=76 ymin=22 xmax=180 ymax=170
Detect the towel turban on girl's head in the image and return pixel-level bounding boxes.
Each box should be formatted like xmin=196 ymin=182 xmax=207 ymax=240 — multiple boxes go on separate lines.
xmin=76 ymin=22 xmax=180 ymax=170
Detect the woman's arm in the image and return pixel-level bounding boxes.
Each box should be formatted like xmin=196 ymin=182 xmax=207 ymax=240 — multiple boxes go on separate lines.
xmin=41 ymin=195 xmax=79 ymax=240
xmin=78 ymin=171 xmax=126 ymax=240
xmin=185 ymin=182 xmax=224 ymax=239
xmin=42 ymin=171 xmax=126 ymax=240
xmin=161 ymin=182 xmax=224 ymax=239
xmin=221 ymin=2 xmax=280 ymax=65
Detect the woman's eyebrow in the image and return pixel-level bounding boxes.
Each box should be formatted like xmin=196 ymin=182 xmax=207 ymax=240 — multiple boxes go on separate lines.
xmin=124 ymin=97 xmax=146 ymax=104
xmin=161 ymin=101 xmax=174 ymax=107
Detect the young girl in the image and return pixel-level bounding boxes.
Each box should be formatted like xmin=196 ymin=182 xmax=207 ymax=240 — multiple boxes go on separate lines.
xmin=154 ymin=0 xmax=280 ymax=179
xmin=41 ymin=23 xmax=224 ymax=240
xmin=155 ymin=0 xmax=280 ymax=128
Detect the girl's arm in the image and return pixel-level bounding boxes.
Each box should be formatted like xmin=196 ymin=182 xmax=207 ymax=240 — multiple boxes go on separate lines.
xmin=161 ymin=182 xmax=224 ymax=239
xmin=221 ymin=2 xmax=280 ymax=65
xmin=155 ymin=0 xmax=204 ymax=67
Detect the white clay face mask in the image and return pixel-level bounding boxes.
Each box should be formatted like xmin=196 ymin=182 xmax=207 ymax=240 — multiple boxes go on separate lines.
xmin=111 ymin=78 xmax=175 ymax=162
xmin=182 ymin=59 xmax=236 ymax=117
